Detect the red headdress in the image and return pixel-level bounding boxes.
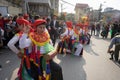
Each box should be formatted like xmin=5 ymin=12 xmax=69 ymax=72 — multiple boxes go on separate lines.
xmin=66 ymin=21 xmax=73 ymax=29
xmin=16 ymin=18 xmax=31 ymax=26
xmin=33 ymin=19 xmax=46 ymax=28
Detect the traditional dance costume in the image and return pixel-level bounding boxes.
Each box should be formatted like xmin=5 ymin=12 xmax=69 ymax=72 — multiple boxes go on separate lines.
xmin=57 ymin=21 xmax=73 ymax=54
xmin=70 ymin=28 xmax=83 ymax=56
xmin=8 ymin=19 xmax=56 ymax=80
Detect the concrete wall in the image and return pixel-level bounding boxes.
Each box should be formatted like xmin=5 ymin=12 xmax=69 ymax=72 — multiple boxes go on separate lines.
xmin=8 ymin=6 xmax=22 ymax=15
xmin=0 ymin=0 xmax=22 ymax=16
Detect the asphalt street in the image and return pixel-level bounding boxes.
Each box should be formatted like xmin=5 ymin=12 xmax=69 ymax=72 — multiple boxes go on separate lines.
xmin=0 ymin=35 xmax=120 ymax=80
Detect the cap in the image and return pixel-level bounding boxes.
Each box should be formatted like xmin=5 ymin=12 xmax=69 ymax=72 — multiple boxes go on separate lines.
xmin=33 ymin=19 xmax=46 ymax=28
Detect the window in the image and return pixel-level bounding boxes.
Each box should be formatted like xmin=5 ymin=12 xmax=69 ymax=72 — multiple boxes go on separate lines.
xmin=39 ymin=5 xmax=43 ymax=12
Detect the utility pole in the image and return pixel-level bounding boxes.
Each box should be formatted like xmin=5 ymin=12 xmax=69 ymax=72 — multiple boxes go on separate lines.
xmin=61 ymin=3 xmax=63 ymax=16
xmin=60 ymin=0 xmax=74 ymax=6
xmin=22 ymin=0 xmax=27 ymax=14
xmin=60 ymin=0 xmax=75 ymax=20
xmin=98 ymin=3 xmax=102 ymax=21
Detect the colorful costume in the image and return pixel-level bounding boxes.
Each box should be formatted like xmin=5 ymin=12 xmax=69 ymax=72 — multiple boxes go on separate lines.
xmin=18 ymin=20 xmax=55 ymax=80
xmin=58 ymin=27 xmax=71 ymax=54
xmin=17 ymin=29 xmax=54 ymax=80
xmin=76 ymin=23 xmax=90 ymax=45
xmin=57 ymin=21 xmax=73 ymax=54
xmin=8 ymin=19 xmax=55 ymax=80
xmin=70 ymin=28 xmax=83 ymax=56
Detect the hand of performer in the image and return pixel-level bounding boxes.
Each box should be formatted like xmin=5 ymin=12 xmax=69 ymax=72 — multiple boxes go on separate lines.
xmin=44 ymin=54 xmax=51 ymax=61
xmin=17 ymin=52 xmax=23 ymax=59
xmin=44 ymin=51 xmax=58 ymax=61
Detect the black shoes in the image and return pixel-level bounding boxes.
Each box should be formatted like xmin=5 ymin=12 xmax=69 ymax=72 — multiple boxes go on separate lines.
xmin=0 ymin=65 xmax=2 ymax=68
xmin=109 ymin=57 xmax=113 ymax=60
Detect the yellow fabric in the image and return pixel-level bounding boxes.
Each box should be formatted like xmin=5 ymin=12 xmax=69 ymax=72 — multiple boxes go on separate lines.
xmin=39 ymin=76 xmax=42 ymax=80
xmin=46 ymin=74 xmax=50 ymax=80
xmin=29 ymin=31 xmax=50 ymax=46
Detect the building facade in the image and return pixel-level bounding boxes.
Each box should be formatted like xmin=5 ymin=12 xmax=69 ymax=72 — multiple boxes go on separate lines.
xmin=50 ymin=0 xmax=59 ymax=16
xmin=89 ymin=10 xmax=100 ymax=22
xmin=25 ymin=0 xmax=51 ymax=16
xmin=74 ymin=3 xmax=89 ymax=22
xmin=0 ymin=0 xmax=22 ymax=16
xmin=0 ymin=0 xmax=59 ymax=17
xmin=103 ymin=8 xmax=120 ymax=23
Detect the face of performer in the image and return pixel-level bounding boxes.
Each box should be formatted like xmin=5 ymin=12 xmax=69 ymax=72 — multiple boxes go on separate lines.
xmin=18 ymin=24 xmax=30 ymax=32
xmin=76 ymin=26 xmax=80 ymax=30
xmin=18 ymin=24 xmax=24 ymax=31
xmin=36 ymin=24 xmax=46 ymax=34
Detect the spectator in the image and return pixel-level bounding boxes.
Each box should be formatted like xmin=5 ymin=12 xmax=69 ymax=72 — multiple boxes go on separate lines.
xmin=50 ymin=15 xmax=60 ymax=46
xmin=107 ymin=33 xmax=120 ymax=63
xmin=111 ymin=21 xmax=119 ymax=39
xmin=0 ymin=13 xmax=4 ymax=30
xmin=91 ymin=23 xmax=95 ymax=36
xmin=96 ymin=23 xmax=101 ymax=36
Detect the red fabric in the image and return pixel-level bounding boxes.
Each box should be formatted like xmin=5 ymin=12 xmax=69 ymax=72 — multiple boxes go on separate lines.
xmin=66 ymin=21 xmax=73 ymax=29
xmin=0 ymin=19 xmax=4 ymax=29
xmin=76 ymin=23 xmax=83 ymax=28
xmin=33 ymin=19 xmax=46 ymax=28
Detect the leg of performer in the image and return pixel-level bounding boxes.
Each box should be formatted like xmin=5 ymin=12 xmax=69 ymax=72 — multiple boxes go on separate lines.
xmin=74 ymin=43 xmax=83 ymax=56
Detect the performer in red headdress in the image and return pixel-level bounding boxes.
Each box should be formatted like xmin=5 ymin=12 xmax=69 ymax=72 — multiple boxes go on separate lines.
xmin=9 ymin=19 xmax=63 ymax=80
xmin=57 ymin=21 xmax=73 ymax=54
xmin=70 ymin=24 xmax=83 ymax=56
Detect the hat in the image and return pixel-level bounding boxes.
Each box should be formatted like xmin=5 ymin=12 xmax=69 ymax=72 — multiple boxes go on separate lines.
xmin=66 ymin=21 xmax=73 ymax=29
xmin=33 ymin=19 xmax=46 ymax=28
xmin=16 ymin=19 xmax=30 ymax=26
